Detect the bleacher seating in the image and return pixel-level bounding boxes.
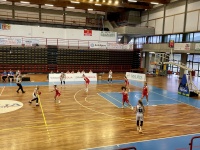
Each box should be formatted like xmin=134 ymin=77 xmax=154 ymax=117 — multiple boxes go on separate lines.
xmin=0 ymin=47 xmax=138 ymax=73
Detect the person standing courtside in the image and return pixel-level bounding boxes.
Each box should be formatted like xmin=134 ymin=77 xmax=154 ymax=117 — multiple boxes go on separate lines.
xmin=16 ymin=74 xmax=25 ymax=93
xmin=108 ymin=70 xmax=112 ymax=83
xmin=2 ymin=70 xmax=7 ymax=82
xmin=60 ymin=72 xmax=66 ymax=85
xmin=8 ymin=69 xmax=14 ymax=82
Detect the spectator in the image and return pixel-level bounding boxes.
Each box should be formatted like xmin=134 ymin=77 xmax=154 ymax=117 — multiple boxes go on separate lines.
xmin=2 ymin=70 xmax=7 ymax=82
xmin=8 ymin=69 xmax=14 ymax=82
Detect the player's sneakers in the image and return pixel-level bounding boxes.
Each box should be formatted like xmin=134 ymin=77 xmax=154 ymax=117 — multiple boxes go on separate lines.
xmin=139 ymin=127 xmax=143 ymax=133
xmin=122 ymin=106 xmax=124 ymax=108
xmin=29 ymin=100 xmax=32 ymax=103
xmin=147 ymin=102 xmax=149 ymax=105
xmin=58 ymin=100 xmax=61 ymax=104
xmin=137 ymin=127 xmax=139 ymax=131
xmin=131 ymin=106 xmax=133 ymax=110
xmin=36 ymin=103 xmax=39 ymax=106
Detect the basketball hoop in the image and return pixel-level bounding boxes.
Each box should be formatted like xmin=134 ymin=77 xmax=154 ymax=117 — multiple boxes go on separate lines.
xmin=150 ymin=62 xmax=157 ymax=65
xmin=150 ymin=62 xmax=157 ymax=69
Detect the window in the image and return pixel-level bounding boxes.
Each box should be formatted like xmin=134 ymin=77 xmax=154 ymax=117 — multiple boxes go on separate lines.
xmin=194 ymin=33 xmax=200 ymax=42
xmin=193 ymin=55 xmax=200 ymax=62
xmin=187 ymin=55 xmax=193 ymax=61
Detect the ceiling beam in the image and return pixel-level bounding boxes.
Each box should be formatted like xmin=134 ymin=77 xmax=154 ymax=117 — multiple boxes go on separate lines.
xmin=138 ymin=0 xmax=169 ymax=4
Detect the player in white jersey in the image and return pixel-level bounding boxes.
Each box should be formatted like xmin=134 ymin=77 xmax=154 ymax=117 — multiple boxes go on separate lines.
xmin=29 ymin=85 xmax=40 ymax=106
xmin=60 ymin=72 xmax=66 ymax=85
xmin=108 ymin=70 xmax=112 ymax=83
xmin=135 ymin=99 xmax=145 ymax=133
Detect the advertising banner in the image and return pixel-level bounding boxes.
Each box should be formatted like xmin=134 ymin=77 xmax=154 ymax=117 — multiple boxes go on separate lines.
xmin=178 ymin=74 xmax=190 ymax=97
xmin=195 ymin=43 xmax=200 ymax=50
xmin=174 ymin=43 xmax=190 ymax=50
xmin=84 ymin=29 xmax=92 ymax=36
xmin=49 ymin=73 xmax=97 ymax=82
xmin=100 ymin=31 xmax=116 ymax=37
xmin=0 ymin=37 xmax=22 ymax=45
xmin=89 ymin=42 xmax=107 ymax=49
xmin=125 ymin=72 xmax=146 ymax=82
xmin=169 ymin=40 xmax=174 ymax=48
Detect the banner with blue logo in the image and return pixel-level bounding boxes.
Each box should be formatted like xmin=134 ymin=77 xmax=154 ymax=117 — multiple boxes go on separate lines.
xmin=178 ymin=74 xmax=190 ymax=96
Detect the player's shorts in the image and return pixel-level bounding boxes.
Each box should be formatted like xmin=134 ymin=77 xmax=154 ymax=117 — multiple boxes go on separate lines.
xmin=123 ymin=98 xmax=129 ymax=103
xmin=136 ymin=113 xmax=144 ymax=121
xmin=142 ymin=92 xmax=148 ymax=97
xmin=56 ymin=93 xmax=61 ymax=97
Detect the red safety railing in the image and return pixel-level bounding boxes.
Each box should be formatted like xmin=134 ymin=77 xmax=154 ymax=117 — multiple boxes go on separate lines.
xmin=117 ymin=146 xmax=137 ymax=150
xmin=0 ymin=35 xmax=133 ymax=50
xmin=189 ymin=136 xmax=200 ymax=150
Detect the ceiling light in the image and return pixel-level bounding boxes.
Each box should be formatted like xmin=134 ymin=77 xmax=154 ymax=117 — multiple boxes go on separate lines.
xmin=150 ymin=2 xmax=159 ymax=4
xmin=128 ymin=0 xmax=137 ymax=2
xmin=103 ymin=0 xmax=105 ymax=2
xmin=71 ymin=1 xmax=80 ymax=3
xmin=20 ymin=1 xmax=30 ymax=4
xmin=95 ymin=4 xmax=102 ymax=6
xmin=0 ymin=0 xmax=7 ymax=1
xmin=114 ymin=1 xmax=118 ymax=4
xmin=45 ymin=4 xmax=54 ymax=6
xmin=88 ymin=8 xmax=93 ymax=11
xmin=96 ymin=0 xmax=99 ymax=2
xmin=89 ymin=0 xmax=93 ymax=2
xmin=108 ymin=0 xmax=112 ymax=4
xmin=67 ymin=6 xmax=75 ymax=8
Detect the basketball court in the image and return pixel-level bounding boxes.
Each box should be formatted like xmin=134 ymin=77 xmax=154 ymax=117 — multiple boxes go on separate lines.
xmin=0 ymin=74 xmax=200 ymax=150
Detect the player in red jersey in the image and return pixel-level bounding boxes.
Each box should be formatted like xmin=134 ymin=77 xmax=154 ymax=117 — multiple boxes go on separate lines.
xmin=121 ymin=86 xmax=133 ymax=109
xmin=83 ymin=74 xmax=90 ymax=92
xmin=124 ymin=76 xmax=130 ymax=92
xmin=51 ymin=85 xmax=61 ymax=103
xmin=141 ymin=82 xmax=149 ymax=105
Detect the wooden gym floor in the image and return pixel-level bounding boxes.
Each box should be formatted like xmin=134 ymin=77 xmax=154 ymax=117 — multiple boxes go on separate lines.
xmin=0 ymin=73 xmax=200 ymax=150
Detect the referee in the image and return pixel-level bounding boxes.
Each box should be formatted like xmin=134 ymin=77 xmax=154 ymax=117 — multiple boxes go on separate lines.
xmin=16 ymin=75 xmax=25 ymax=93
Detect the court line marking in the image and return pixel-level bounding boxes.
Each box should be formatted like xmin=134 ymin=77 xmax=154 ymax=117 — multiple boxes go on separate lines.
xmin=97 ymin=93 xmax=119 ymax=108
xmin=85 ymin=95 xmax=96 ymax=104
xmin=0 ymin=86 xmax=5 ymax=96
xmin=151 ymin=91 xmax=200 ymax=109
xmin=74 ymin=88 xmax=133 ymax=119
xmin=130 ymin=81 xmax=200 ymax=109
xmin=134 ymin=93 xmax=172 ymax=102
xmin=86 ymin=132 xmax=200 ymax=150
xmin=98 ymin=89 xmax=131 ymax=109
xmin=75 ymin=88 xmax=200 ymax=127
xmin=38 ymin=95 xmax=51 ymax=141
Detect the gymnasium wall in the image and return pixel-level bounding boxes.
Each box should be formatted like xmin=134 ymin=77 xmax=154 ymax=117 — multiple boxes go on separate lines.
xmin=141 ymin=0 xmax=200 ymax=35
xmin=0 ymin=24 xmax=117 ymax=42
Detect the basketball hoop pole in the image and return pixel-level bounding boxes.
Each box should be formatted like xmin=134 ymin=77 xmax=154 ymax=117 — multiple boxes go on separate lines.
xmin=170 ymin=48 xmax=173 ymax=61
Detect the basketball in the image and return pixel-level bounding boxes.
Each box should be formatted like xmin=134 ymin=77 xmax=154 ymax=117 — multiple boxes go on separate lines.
xmin=38 ymin=91 xmax=41 ymax=95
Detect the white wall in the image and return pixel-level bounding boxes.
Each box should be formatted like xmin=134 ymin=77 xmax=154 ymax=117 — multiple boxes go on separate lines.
xmin=141 ymin=0 xmax=200 ymax=35
xmin=0 ymin=24 xmax=117 ymax=44
xmin=164 ymin=16 xmax=174 ymax=34
xmin=155 ymin=18 xmax=163 ymax=34
xmin=186 ymin=11 xmax=199 ymax=32
xmin=173 ymin=14 xmax=184 ymax=33
xmin=166 ymin=5 xmax=185 ymax=16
